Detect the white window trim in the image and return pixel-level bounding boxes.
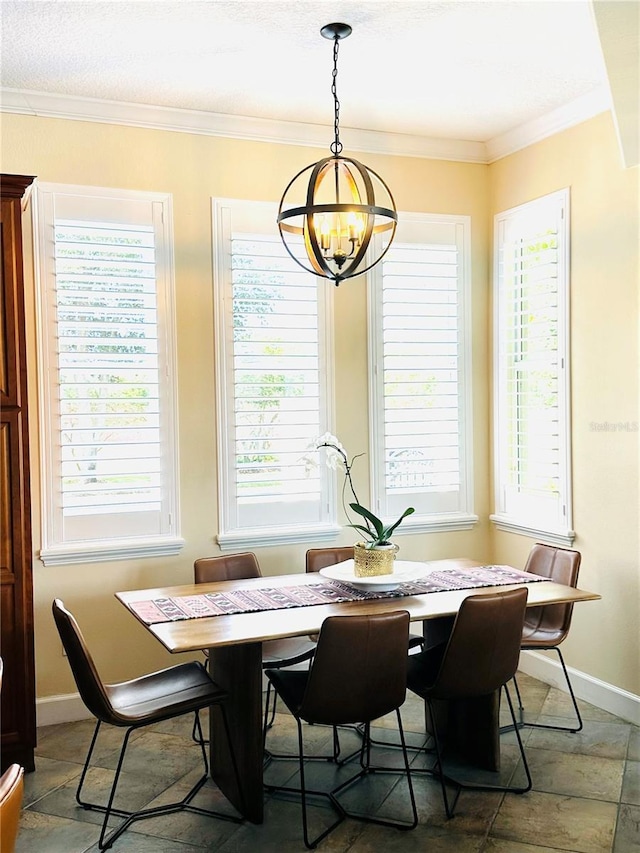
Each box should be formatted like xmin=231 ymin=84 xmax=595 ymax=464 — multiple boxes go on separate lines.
xmin=33 ymin=182 xmax=183 ymax=565
xmin=491 ymin=188 xmax=574 ymax=545
xmin=368 ymin=211 xmax=477 ymax=534
xmin=212 ymin=198 xmax=339 ymax=551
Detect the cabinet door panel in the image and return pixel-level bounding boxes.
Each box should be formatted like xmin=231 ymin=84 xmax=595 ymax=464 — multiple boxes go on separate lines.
xmin=0 ymin=175 xmax=35 ymax=773
xmin=0 ymin=199 xmax=21 ymax=405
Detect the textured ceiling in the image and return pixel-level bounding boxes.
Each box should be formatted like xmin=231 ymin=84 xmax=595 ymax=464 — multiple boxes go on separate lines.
xmin=1 ymin=0 xmax=610 ymax=143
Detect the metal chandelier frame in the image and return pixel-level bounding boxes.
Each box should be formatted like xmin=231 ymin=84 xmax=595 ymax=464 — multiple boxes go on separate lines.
xmin=277 ymin=23 xmax=398 ymax=285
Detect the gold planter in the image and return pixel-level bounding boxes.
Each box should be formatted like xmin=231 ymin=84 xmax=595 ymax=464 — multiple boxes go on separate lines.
xmin=353 ymin=542 xmax=399 ymax=577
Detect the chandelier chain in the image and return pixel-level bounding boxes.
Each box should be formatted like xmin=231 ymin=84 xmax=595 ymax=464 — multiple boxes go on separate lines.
xmin=330 ymin=36 xmax=342 ymax=156
xmin=277 ymin=23 xmax=397 ymax=283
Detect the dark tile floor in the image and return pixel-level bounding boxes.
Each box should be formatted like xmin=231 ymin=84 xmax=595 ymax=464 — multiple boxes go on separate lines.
xmin=17 ymin=673 xmax=640 ymax=852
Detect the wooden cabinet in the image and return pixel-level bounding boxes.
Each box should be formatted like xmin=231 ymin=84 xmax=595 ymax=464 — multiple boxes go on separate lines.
xmin=1 ymin=174 xmax=36 ymax=772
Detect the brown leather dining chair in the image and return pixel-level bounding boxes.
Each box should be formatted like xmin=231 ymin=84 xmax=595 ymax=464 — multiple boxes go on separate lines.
xmin=52 ymin=599 xmax=242 ymax=851
xmin=306 ymin=545 xmax=427 ymax=757
xmin=305 ymin=546 xmax=425 ymax=652
xmin=0 ymin=763 xmax=24 ymax=853
xmin=265 ymin=610 xmax=418 ymax=849
xmin=0 ymin=657 xmax=24 ymax=853
xmin=406 ymin=588 xmax=532 ymax=818
xmin=514 ymin=543 xmax=583 ymax=732
xmin=194 ymin=553 xmax=317 ymax=739
xmin=305 ymin=546 xmax=355 ymax=574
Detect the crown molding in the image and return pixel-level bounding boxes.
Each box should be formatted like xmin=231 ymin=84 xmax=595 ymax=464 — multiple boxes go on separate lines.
xmin=0 ymin=88 xmax=487 ymax=163
xmin=485 ymin=85 xmax=611 ymax=163
xmin=1 ymin=86 xmax=611 ymax=165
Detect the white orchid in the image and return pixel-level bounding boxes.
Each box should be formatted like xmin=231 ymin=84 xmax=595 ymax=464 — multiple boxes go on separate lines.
xmin=314 ymin=433 xmax=415 ymax=548
xmin=314 ymin=432 xmax=347 ymax=471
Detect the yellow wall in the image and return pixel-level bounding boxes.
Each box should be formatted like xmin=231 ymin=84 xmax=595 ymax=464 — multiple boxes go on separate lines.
xmin=489 ymin=113 xmax=640 ymax=694
xmin=1 ymin=113 xmax=491 ymax=697
xmin=2 ymin=109 xmax=637 ymax=703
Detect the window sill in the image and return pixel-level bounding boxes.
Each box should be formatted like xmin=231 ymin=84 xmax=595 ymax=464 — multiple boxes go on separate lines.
xmin=39 ymin=536 xmax=185 ymax=566
xmin=396 ymin=513 xmax=479 ymax=536
xmin=490 ymin=515 xmax=575 ymax=547
xmin=217 ymin=523 xmax=342 ymax=551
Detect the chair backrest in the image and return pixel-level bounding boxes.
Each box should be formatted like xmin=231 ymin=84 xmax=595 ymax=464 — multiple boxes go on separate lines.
xmin=298 ymin=610 xmax=410 ymax=725
xmin=305 ymin=546 xmax=354 ymax=574
xmin=52 ymin=599 xmax=116 ymax=724
xmin=0 ymin=764 xmax=24 ymax=853
xmin=523 ymin=544 xmax=581 ymax=639
xmin=194 ymin=552 xmax=261 ymax=584
xmin=429 ymin=588 xmax=528 ymax=700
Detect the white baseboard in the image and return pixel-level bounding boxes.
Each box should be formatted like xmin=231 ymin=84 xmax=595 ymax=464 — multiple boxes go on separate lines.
xmin=36 ymin=693 xmax=92 ymax=728
xmin=37 ymin=656 xmax=640 ymax=729
xmin=518 ymin=650 xmax=640 ymax=726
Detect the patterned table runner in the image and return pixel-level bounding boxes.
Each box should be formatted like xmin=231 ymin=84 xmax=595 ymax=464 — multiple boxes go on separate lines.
xmin=127 ymin=565 xmax=547 ymax=625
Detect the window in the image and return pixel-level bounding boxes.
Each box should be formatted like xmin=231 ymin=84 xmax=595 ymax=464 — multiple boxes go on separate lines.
xmin=492 ymin=189 xmax=573 ymax=544
xmin=213 ymin=198 xmax=338 ymax=549
xmin=368 ymin=213 xmax=476 ymax=533
xmin=34 ymin=184 xmax=182 ymax=565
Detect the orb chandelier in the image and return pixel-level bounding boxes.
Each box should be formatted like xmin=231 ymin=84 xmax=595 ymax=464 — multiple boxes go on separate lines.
xmin=277 ymin=23 xmax=397 ymax=286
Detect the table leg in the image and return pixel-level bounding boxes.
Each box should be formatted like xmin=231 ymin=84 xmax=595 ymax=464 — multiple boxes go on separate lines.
xmin=209 ymin=642 xmax=264 ymax=823
xmin=442 ymin=692 xmax=501 ymax=771
xmin=421 ymin=616 xmax=500 ymax=771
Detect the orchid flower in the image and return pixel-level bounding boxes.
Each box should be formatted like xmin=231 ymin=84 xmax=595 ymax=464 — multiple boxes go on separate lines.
xmin=314 ymin=434 xmax=414 ymax=547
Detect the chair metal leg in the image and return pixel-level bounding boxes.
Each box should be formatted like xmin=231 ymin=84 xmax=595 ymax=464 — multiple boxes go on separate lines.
xmin=266 ymin=713 xmax=418 ymax=847
xmin=328 ymin=716 xmax=418 ymax=831
xmin=264 ymin=680 xmax=278 ymax=730
xmin=76 ymin=719 xmax=102 ymax=811
xmin=191 ymin=655 xmax=211 ymax=745
xmin=500 ymin=674 xmax=526 ymax=734
xmin=77 ymin=711 xmax=242 ymax=850
xmin=503 ymin=683 xmax=533 ymax=794
xmin=263 ymin=686 xmax=348 ymax=765
xmin=513 ymin=671 xmax=525 ymax=715
xmin=191 ymin=712 xmax=209 ymax=746
xmin=351 ymin=719 xmax=434 ymax=758
xmin=425 ymin=698 xmax=461 ymax=819
xmin=419 ymin=685 xmax=532 ymax=819
xmin=511 ymin=649 xmax=583 ymax=733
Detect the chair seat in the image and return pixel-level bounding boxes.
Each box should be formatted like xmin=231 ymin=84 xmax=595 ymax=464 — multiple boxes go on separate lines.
xmin=521 ymin=624 xmax=566 ymax=645
xmin=262 ymin=637 xmax=316 ymax=668
xmin=406 ymin=642 xmax=447 ymax=698
xmin=265 ymin=669 xmax=309 ymax=717
xmin=107 ymin=661 xmax=226 ymax=725
xmin=408 ymin=632 xmax=424 ymax=650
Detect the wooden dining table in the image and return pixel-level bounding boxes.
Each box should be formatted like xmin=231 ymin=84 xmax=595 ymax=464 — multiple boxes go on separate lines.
xmin=116 ymin=557 xmax=600 ymax=823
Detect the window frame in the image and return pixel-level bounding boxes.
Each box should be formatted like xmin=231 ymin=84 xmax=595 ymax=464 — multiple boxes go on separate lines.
xmin=212 ymin=197 xmax=339 ymax=550
xmin=491 ymin=188 xmax=574 ymax=545
xmin=34 ymin=182 xmax=183 ymax=565
xmin=367 ymin=211 xmax=477 ymax=535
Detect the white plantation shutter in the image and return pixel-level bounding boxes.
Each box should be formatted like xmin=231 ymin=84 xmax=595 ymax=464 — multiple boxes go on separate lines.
xmin=35 ymin=184 xmax=181 ymax=564
xmin=56 ymin=220 xmax=160 ymax=514
xmin=369 ymin=214 xmax=475 ymax=531
xmin=213 ymin=199 xmax=337 ymax=548
xmin=492 ymin=189 xmax=573 ymax=543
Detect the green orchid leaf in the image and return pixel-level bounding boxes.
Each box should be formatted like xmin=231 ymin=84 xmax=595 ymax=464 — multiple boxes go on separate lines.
xmin=381 ymin=507 xmax=415 ymax=539
xmin=349 ymin=503 xmax=384 ymax=537
xmin=346 ymin=523 xmax=377 ymax=539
